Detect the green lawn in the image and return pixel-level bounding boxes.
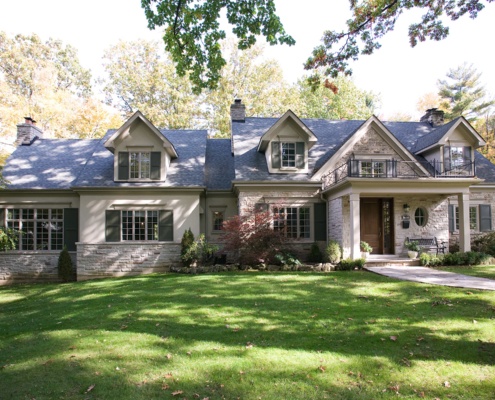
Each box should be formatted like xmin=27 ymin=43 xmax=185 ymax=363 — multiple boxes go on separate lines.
xmin=1 ymin=271 xmax=494 ymax=399
xmin=435 ymin=265 xmax=495 ymax=280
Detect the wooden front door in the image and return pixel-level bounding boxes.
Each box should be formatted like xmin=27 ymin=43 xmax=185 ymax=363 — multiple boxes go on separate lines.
xmin=360 ymin=198 xmax=394 ymax=254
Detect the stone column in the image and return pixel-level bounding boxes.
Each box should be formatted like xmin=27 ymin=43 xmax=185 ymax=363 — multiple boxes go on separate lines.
xmin=350 ymin=193 xmax=361 ymax=259
xmin=458 ymin=192 xmax=471 ymax=252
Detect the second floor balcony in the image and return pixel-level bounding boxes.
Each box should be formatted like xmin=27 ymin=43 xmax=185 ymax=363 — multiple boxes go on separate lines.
xmin=322 ymin=159 xmax=476 ymax=190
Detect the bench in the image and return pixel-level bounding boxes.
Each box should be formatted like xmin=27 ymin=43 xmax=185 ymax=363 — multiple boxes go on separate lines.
xmin=406 ymin=237 xmax=447 ymax=255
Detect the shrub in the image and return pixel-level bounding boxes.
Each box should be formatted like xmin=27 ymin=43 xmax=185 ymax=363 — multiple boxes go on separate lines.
xmin=472 ymin=232 xmax=495 ymax=256
xmin=0 ymin=228 xmax=19 ymax=251
xmin=326 ymin=240 xmax=341 ymax=264
xmin=220 ymin=208 xmax=288 ymax=265
xmin=274 ymin=251 xmax=301 ymax=266
xmin=360 ymin=241 xmax=372 ymax=253
xmin=443 ymin=252 xmax=464 ymax=266
xmin=405 ymin=240 xmax=420 ymax=252
xmin=307 ymin=242 xmax=323 ymax=263
xmin=58 ymin=245 xmax=74 ymax=282
xmin=181 ymin=228 xmax=196 ymax=267
xmin=419 ymin=252 xmax=443 ymax=266
xmin=336 ymin=258 xmax=365 ymax=271
xmin=195 ymin=234 xmax=219 ymax=265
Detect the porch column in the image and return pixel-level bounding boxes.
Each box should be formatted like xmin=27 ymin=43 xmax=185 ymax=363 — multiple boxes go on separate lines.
xmin=458 ymin=192 xmax=471 ymax=252
xmin=350 ymin=193 xmax=361 ymax=259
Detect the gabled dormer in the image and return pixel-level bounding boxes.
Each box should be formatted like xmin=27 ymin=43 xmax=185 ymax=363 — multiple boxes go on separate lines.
xmin=257 ymin=110 xmax=317 ymax=174
xmin=413 ymin=114 xmax=486 ymax=175
xmin=104 ymin=111 xmax=178 ymax=182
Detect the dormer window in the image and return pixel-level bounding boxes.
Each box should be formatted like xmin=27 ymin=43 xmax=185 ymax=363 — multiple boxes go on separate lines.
xmin=118 ymin=151 xmax=161 ymax=181
xmin=281 ymin=143 xmax=296 ymax=167
xmin=272 ymin=141 xmax=305 ymax=170
xmin=130 ymin=152 xmax=151 ymax=179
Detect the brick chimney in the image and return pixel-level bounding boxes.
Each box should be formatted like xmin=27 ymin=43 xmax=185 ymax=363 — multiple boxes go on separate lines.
xmin=16 ymin=117 xmax=43 ymax=145
xmin=420 ymin=108 xmax=444 ymax=127
xmin=230 ymin=99 xmax=245 ymax=122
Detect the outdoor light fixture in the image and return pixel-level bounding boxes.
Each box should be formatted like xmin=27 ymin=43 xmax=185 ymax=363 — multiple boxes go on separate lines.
xmin=403 ymin=203 xmax=410 ymax=213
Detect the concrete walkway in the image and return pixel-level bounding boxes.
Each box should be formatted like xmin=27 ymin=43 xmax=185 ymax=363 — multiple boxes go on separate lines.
xmin=365 ymin=266 xmax=495 ymax=291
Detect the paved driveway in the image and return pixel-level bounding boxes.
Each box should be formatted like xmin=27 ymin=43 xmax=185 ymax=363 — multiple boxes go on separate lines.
xmin=365 ymin=266 xmax=495 ymax=291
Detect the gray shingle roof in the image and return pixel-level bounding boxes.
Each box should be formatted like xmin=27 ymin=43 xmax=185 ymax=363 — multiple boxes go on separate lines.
xmin=205 ymin=139 xmax=235 ymax=190
xmin=408 ymin=118 xmax=459 ymax=153
xmin=73 ymin=129 xmax=207 ymax=188
xmin=3 ymin=138 xmax=99 ymax=190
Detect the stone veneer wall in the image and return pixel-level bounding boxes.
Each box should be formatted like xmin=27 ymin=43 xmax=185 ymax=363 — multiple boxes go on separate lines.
xmin=328 ymin=198 xmax=343 ymax=246
xmin=77 ymin=243 xmax=180 ymax=280
xmin=394 ymin=195 xmax=449 ymax=256
xmin=0 ymin=251 xmax=76 ymax=285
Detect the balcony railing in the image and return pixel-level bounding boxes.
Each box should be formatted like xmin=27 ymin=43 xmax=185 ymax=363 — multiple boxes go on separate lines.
xmin=322 ymin=159 xmax=476 ymax=189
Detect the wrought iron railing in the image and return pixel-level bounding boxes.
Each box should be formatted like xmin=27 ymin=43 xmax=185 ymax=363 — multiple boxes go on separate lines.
xmin=322 ymin=159 xmax=475 ymax=189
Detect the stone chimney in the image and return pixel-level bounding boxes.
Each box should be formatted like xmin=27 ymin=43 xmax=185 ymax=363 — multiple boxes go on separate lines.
xmin=230 ymin=99 xmax=245 ymax=122
xmin=420 ymin=108 xmax=444 ymax=127
xmin=16 ymin=117 xmax=43 ymax=145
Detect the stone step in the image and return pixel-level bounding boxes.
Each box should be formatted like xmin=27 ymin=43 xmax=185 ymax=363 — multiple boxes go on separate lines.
xmin=364 ymin=258 xmax=420 ymax=267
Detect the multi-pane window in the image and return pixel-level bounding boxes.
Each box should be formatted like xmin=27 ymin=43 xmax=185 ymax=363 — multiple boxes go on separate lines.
xmin=122 ymin=210 xmax=158 ymax=241
xmin=281 ymin=143 xmax=296 ymax=167
xmin=450 ymin=147 xmax=465 ymax=168
xmin=213 ymin=211 xmax=224 ymax=231
xmin=273 ymin=207 xmax=311 ymax=239
xmin=6 ymin=208 xmax=63 ymax=250
xmin=130 ymin=152 xmax=150 ymax=179
xmin=414 ymin=207 xmax=428 ymax=227
xmin=454 ymin=206 xmax=478 ymax=230
xmin=360 ymin=161 xmax=385 ymax=177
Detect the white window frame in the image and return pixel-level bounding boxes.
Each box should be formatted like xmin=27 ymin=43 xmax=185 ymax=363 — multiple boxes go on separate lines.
xmin=6 ymin=208 xmax=64 ymax=251
xmin=281 ymin=142 xmax=296 ymax=168
xmin=121 ymin=210 xmax=159 ymax=241
xmin=272 ymin=206 xmax=311 ymax=239
xmin=130 ymin=152 xmax=151 ymax=180
xmin=454 ymin=205 xmax=478 ymax=231
xmin=359 ymin=160 xmax=386 ymax=177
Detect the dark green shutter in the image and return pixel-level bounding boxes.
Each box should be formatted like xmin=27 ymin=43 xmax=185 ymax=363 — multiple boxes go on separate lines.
xmin=463 ymin=146 xmax=472 ymax=162
xmin=448 ymin=204 xmax=455 ymax=233
xmin=105 ymin=210 xmax=121 ymax=242
xmin=314 ymin=203 xmax=327 ymax=241
xmin=63 ymin=208 xmax=79 ymax=251
xmin=295 ymin=142 xmax=305 ymax=168
xmin=0 ymin=209 xmax=5 ymax=228
xmin=271 ymin=142 xmax=281 ymax=168
xmin=159 ymin=210 xmax=173 ymax=241
xmin=150 ymin=152 xmax=161 ymax=180
xmin=479 ymin=204 xmax=492 ymax=232
xmin=118 ymin=152 xmax=129 ymax=180
xmin=443 ymin=146 xmax=451 ymax=172
xmin=349 ymin=159 xmax=359 ymax=177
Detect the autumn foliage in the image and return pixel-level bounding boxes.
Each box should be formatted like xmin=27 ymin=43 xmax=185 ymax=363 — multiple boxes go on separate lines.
xmin=220 ymin=208 xmax=287 ymax=265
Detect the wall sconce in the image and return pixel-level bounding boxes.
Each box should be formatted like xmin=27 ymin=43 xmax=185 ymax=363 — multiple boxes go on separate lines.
xmin=403 ymin=203 xmax=410 ymax=213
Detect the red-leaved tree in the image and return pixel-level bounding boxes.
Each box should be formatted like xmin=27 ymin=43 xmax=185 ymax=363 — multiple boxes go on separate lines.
xmin=220 ymin=207 xmax=288 ymax=265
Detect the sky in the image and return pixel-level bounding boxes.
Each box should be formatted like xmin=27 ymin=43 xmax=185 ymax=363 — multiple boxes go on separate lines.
xmin=2 ymin=0 xmax=495 ymax=121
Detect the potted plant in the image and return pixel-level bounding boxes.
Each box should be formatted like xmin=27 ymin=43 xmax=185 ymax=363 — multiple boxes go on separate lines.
xmin=360 ymin=241 xmax=372 ymax=258
xmin=405 ymin=240 xmax=420 ymax=259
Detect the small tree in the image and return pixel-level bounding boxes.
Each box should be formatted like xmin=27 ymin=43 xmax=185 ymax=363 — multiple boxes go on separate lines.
xmin=326 ymin=240 xmax=342 ymax=264
xmin=220 ymin=207 xmax=287 ymax=265
xmin=58 ymin=245 xmax=73 ymax=282
xmin=180 ymin=228 xmax=196 ymax=267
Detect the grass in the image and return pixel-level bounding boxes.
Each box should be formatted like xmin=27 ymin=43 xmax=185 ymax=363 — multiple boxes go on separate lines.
xmin=1 ymin=271 xmax=494 ymax=399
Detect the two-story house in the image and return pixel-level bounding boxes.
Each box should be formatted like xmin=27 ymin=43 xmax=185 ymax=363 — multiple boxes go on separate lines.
xmin=1 ymin=101 xmax=494 ymax=283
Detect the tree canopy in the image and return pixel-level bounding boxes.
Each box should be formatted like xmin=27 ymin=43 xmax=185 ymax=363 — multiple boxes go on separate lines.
xmin=141 ymin=0 xmax=294 ymax=93
xmin=437 ymin=63 xmax=494 ymax=122
xmin=141 ymin=0 xmax=494 ymax=91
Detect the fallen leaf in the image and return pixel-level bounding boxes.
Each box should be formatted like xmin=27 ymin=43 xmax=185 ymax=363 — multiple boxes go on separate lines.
xmin=318 ymin=365 xmax=326 ymax=372
xmin=42 ymin=359 xmax=54 ymax=366
xmin=239 ymin=370 xmax=245 ymax=375
xmin=419 ymin=391 xmax=425 ymax=398
xmin=388 ymin=384 xmax=400 ymax=392
xmin=187 ymin=351 xmax=192 ymax=356
xmin=444 ymin=381 xmax=451 ymax=388
xmin=390 ymin=336 xmax=398 ymax=341
xmin=473 ymin=320 xmax=478 ymax=324
xmin=161 ymin=384 xmax=170 ymax=390
xmin=246 ymin=342 xmax=254 ymax=349
xmin=164 ymin=373 xmax=173 ymax=379
xmin=171 ymin=390 xmax=183 ymax=396
xmin=69 ymin=346 xmax=76 ymax=350
xmin=85 ymin=384 xmax=95 ymax=393
xmin=166 ymin=353 xmax=172 ymax=359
